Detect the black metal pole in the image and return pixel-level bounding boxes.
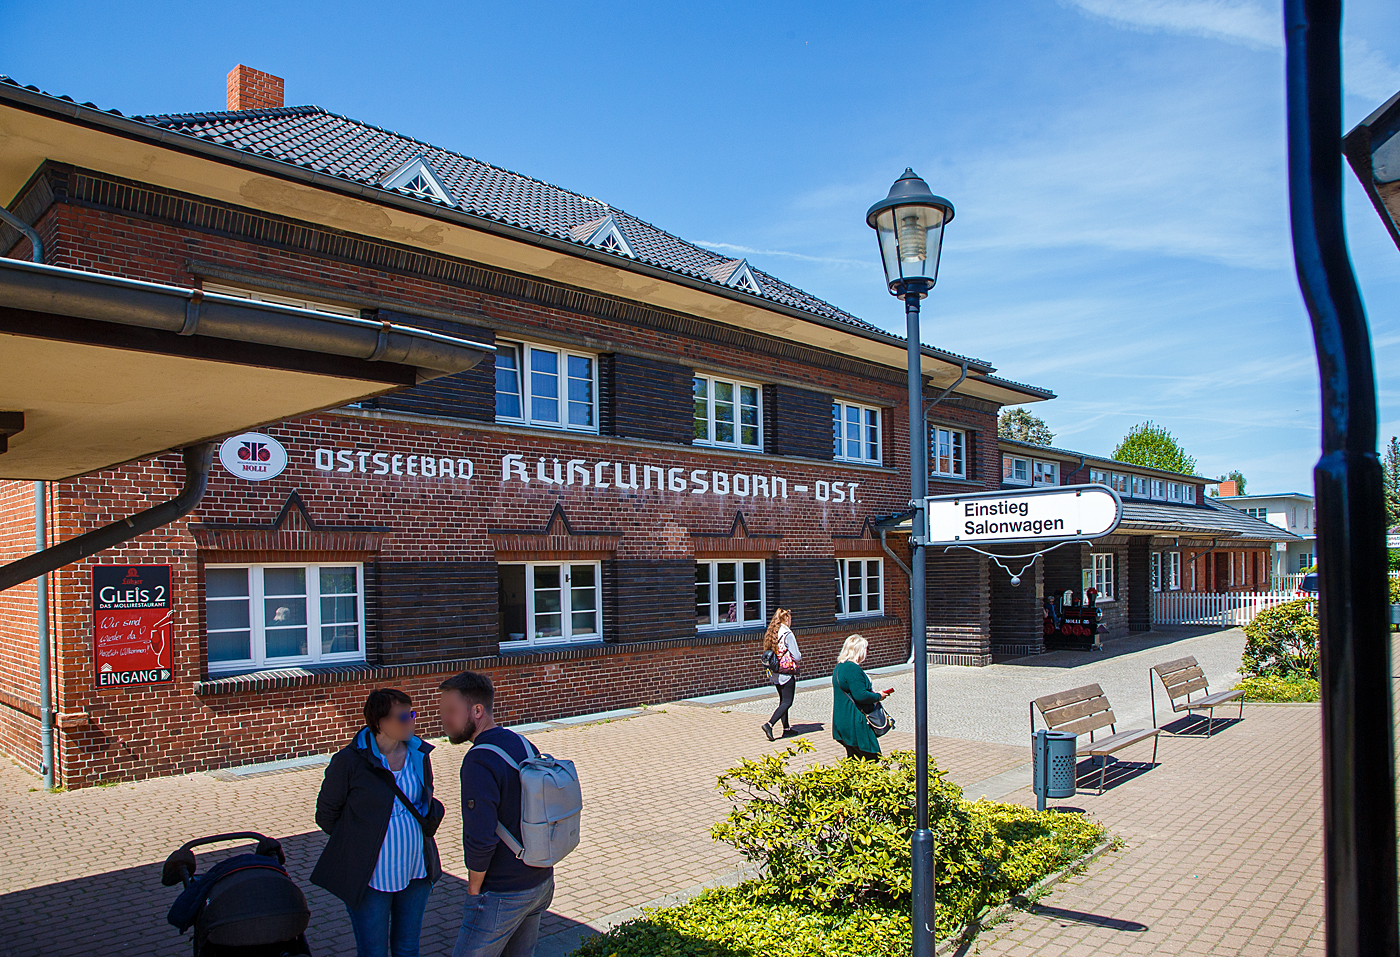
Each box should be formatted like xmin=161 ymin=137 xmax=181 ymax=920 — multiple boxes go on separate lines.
xmin=1284 ymin=2 xmax=1399 ymax=955
xmin=904 ymin=285 xmax=936 ymax=955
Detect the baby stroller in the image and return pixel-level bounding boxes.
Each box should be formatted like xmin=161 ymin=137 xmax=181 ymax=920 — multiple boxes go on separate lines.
xmin=162 ymin=831 xmax=312 ymax=956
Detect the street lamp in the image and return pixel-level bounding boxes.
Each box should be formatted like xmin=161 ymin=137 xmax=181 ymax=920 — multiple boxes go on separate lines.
xmin=867 ymin=168 xmax=954 ymax=957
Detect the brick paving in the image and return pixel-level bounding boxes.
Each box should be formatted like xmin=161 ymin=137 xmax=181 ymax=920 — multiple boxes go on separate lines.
xmin=0 ymin=629 xmax=1385 ymax=957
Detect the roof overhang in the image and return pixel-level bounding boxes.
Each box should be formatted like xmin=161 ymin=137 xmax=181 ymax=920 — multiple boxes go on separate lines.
xmin=0 ymin=85 xmax=1051 ymax=406
xmin=0 ymin=257 xmax=493 ymax=480
xmin=1344 ymin=88 xmax=1400 ymax=253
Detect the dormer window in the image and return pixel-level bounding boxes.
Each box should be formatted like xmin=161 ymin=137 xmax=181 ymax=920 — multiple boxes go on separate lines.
xmin=380 ymin=156 xmax=455 ymax=205
xmin=707 ymin=259 xmax=764 ymax=295
xmin=570 ymin=215 xmax=635 ymax=258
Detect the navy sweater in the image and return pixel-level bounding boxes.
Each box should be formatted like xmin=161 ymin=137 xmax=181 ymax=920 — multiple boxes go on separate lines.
xmin=460 ymin=727 xmax=553 ymax=893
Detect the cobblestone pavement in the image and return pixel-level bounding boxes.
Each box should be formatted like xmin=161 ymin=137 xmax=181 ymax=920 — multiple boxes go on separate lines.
xmin=732 ymin=625 xmax=1248 ymax=746
xmin=0 ymin=627 xmax=1372 ymax=957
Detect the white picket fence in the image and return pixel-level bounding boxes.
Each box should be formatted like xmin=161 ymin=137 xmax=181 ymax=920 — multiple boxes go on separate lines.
xmin=1153 ymin=590 xmax=1310 ymax=627
xmin=1276 ymin=573 xmax=1308 ymax=592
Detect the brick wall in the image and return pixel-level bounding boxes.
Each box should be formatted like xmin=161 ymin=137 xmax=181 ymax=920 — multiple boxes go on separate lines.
xmin=926 ymin=550 xmax=992 ymax=666
xmin=764 ymin=384 xmax=836 ymax=460
xmin=0 ymin=168 xmax=1015 ymax=786
xmin=226 ymin=65 xmax=284 ymax=111
xmin=603 ymin=354 xmax=695 ymax=445
xmin=989 ymin=544 xmax=1045 ymax=656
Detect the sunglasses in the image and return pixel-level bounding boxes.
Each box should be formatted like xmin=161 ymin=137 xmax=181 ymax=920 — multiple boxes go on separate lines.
xmin=391 ymin=710 xmax=417 ymax=724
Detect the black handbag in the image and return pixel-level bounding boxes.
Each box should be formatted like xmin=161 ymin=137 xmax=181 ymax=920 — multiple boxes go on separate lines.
xmin=842 ymin=685 xmax=896 ymax=737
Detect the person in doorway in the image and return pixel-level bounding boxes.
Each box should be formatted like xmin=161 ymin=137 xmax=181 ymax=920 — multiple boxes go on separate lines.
xmin=312 ymin=688 xmax=443 ymax=957
xmin=831 ymin=634 xmax=891 ymax=760
xmin=761 ymin=608 xmax=802 ymax=740
xmin=439 ymin=671 xmax=554 ymax=957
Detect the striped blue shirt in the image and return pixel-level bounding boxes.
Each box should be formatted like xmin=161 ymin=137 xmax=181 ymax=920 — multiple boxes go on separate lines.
xmin=368 ymin=746 xmax=427 ymax=893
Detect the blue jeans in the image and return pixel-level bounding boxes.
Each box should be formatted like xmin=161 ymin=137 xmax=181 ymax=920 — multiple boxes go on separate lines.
xmin=452 ymin=876 xmax=555 ymax=957
xmin=346 ymin=877 xmax=433 ymax=957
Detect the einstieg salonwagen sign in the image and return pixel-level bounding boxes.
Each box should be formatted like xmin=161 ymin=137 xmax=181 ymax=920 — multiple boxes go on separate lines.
xmin=925 ymin=486 xmax=1122 ymax=545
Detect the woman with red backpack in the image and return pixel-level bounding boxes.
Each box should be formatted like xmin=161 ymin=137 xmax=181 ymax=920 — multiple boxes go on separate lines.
xmin=761 ymin=608 xmax=802 ymax=740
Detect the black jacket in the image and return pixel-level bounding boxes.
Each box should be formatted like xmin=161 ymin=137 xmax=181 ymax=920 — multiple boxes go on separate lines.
xmin=311 ymin=728 xmax=443 ymax=908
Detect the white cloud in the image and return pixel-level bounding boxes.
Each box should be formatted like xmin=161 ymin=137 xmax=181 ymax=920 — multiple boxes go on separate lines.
xmin=690 ymin=240 xmax=866 ymax=267
xmin=1064 ymin=0 xmax=1279 ymax=49
xmin=1064 ymin=0 xmax=1400 ymax=104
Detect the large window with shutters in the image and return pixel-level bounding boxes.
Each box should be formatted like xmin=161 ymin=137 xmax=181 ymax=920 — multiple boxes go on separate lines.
xmin=204 ymin=564 xmax=365 ymax=674
xmin=497 ymin=562 xmax=601 ymax=647
xmin=930 ymin=427 xmax=966 ymax=478
xmin=835 ymin=558 xmax=883 ymax=618
xmin=693 ymin=376 xmax=762 ymax=450
xmin=495 ymin=340 xmax=598 ymax=432
xmin=695 ymin=560 xmax=765 ymax=630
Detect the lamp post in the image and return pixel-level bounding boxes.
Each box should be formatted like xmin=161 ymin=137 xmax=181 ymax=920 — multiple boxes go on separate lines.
xmin=867 ymin=168 xmax=954 ymax=957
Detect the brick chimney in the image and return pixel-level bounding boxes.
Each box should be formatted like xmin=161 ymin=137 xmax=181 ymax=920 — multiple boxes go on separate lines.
xmin=1217 ymin=480 xmax=1240 ymax=497
xmin=226 ymin=65 xmax=284 ymax=111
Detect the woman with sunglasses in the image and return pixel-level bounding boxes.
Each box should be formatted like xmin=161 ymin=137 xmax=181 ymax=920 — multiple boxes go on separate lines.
xmin=312 ymin=688 xmax=445 ymax=957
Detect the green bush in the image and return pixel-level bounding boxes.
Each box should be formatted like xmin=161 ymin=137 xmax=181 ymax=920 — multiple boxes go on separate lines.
xmin=1388 ymin=550 xmax=1400 ymax=572
xmin=571 ymin=743 xmax=1106 ymax=956
xmin=1242 ymin=600 xmax=1318 ymax=679
xmin=1234 ymin=674 xmax=1320 ymax=702
xmin=1389 ymin=572 xmax=1400 ymax=604
xmin=570 ymin=884 xmax=911 ymax=957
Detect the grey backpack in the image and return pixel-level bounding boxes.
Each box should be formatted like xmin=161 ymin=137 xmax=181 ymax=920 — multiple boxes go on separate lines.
xmin=472 ymin=733 xmax=582 ymax=867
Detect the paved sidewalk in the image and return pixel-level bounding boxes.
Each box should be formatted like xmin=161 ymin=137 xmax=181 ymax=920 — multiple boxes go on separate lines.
xmin=0 ymin=627 xmax=1371 ymax=957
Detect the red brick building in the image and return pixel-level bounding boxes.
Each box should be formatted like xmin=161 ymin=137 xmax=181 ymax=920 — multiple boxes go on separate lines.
xmin=0 ymin=68 xmax=1051 ymax=786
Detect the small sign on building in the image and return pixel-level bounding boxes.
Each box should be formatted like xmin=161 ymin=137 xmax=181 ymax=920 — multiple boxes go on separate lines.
xmin=925 ymin=485 xmax=1122 ymax=546
xmin=93 ymin=565 xmax=174 ymax=688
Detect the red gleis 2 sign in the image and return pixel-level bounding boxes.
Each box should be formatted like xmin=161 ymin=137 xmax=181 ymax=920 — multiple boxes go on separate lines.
xmin=93 ymin=565 xmax=174 ymax=688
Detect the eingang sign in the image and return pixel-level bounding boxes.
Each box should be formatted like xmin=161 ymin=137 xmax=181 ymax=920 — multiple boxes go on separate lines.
xmin=925 ymin=485 xmax=1122 ymax=546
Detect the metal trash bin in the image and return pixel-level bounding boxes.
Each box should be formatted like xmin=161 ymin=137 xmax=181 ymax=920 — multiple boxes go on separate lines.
xmin=1032 ymin=729 xmax=1078 ymax=810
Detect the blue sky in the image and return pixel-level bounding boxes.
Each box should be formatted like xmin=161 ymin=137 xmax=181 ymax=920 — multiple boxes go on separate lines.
xmin=4 ymin=0 xmax=1398 ymax=493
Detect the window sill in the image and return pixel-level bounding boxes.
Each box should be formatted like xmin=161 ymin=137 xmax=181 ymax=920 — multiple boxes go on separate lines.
xmin=498 ymin=639 xmax=605 ymax=655
xmin=200 ymin=660 xmax=374 ymax=691
xmin=697 ymin=624 xmax=766 ymax=637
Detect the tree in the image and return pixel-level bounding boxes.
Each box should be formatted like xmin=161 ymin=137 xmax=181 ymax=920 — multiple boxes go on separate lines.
xmin=1215 ymin=469 xmax=1247 ymax=496
xmin=1111 ymin=421 xmax=1197 ymax=475
xmin=1384 ymin=436 xmax=1400 ymax=528
xmin=998 ymin=408 xmax=1055 ymax=446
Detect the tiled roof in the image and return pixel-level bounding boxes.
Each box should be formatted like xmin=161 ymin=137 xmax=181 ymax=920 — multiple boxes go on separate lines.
xmin=998 ymin=437 xmax=1212 ymax=482
xmin=127 ymin=103 xmax=934 ymax=343
xmin=1120 ymin=498 xmax=1301 ymax=542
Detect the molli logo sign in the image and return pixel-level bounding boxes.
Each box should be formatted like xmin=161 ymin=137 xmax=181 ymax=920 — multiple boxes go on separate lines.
xmin=220 ymin=432 xmax=288 ymax=481
xmin=925 ymin=485 xmax=1122 ymax=545
xmin=93 ymin=565 xmax=174 ymax=688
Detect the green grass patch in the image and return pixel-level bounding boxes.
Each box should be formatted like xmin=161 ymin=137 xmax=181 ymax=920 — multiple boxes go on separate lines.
xmin=570 ymin=744 xmax=1106 ymax=956
xmin=1234 ymin=674 xmax=1320 ymax=702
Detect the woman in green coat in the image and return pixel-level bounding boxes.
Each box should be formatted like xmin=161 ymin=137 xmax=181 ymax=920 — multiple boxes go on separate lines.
xmin=831 ymin=634 xmax=890 ymax=760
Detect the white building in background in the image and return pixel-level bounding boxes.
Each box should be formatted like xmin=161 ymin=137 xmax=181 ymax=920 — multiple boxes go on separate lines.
xmin=1214 ymin=491 xmax=1316 ymax=580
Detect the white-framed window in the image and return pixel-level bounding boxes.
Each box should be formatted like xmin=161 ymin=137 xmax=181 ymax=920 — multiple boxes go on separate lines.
xmin=835 ymin=558 xmax=883 ymax=618
xmin=1090 ymin=468 xmax=1109 ymax=486
xmin=696 ymin=560 xmax=765 ymax=630
xmin=1003 ymin=454 xmax=1031 ymax=485
xmin=693 ymin=376 xmax=762 ymax=450
xmin=1151 ymin=553 xmax=1162 ymax=592
xmin=833 ymin=401 xmax=882 ymax=464
xmin=1130 ymin=475 xmax=1148 ymax=498
xmin=495 ymin=340 xmax=598 ymax=432
xmin=1241 ymin=506 xmax=1268 ymax=520
xmin=1091 ymin=552 xmax=1115 ymax=601
xmin=202 ymin=282 xmax=363 ymax=318
xmin=497 ymin=562 xmax=601 ymax=647
xmin=1110 ymin=472 xmax=1129 ymax=495
xmin=1167 ymin=482 xmax=1183 ymax=502
xmin=931 ymin=427 xmax=966 ymax=478
xmin=204 ymin=563 xmax=365 ymax=674
xmin=1298 ymin=552 xmax=1313 ymax=572
xmin=1168 ymin=551 xmax=1182 ymax=590
xmin=1184 ymin=485 xmax=1196 ymax=503
xmin=1033 ymin=460 xmax=1059 ymax=486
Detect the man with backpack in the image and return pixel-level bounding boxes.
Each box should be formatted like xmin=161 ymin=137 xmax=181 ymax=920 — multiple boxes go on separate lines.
xmin=439 ymin=671 xmax=580 ymax=957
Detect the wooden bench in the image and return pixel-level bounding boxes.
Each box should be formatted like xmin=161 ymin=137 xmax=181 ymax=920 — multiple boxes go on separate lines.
xmin=1151 ymin=656 xmax=1245 ymax=734
xmin=1031 ymin=683 xmax=1161 ymax=794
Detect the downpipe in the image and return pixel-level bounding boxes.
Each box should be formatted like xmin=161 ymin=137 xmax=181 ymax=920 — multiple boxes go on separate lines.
xmin=0 ymin=444 xmax=214 ymax=593
xmin=1285 ymin=1 xmax=1399 ymax=955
